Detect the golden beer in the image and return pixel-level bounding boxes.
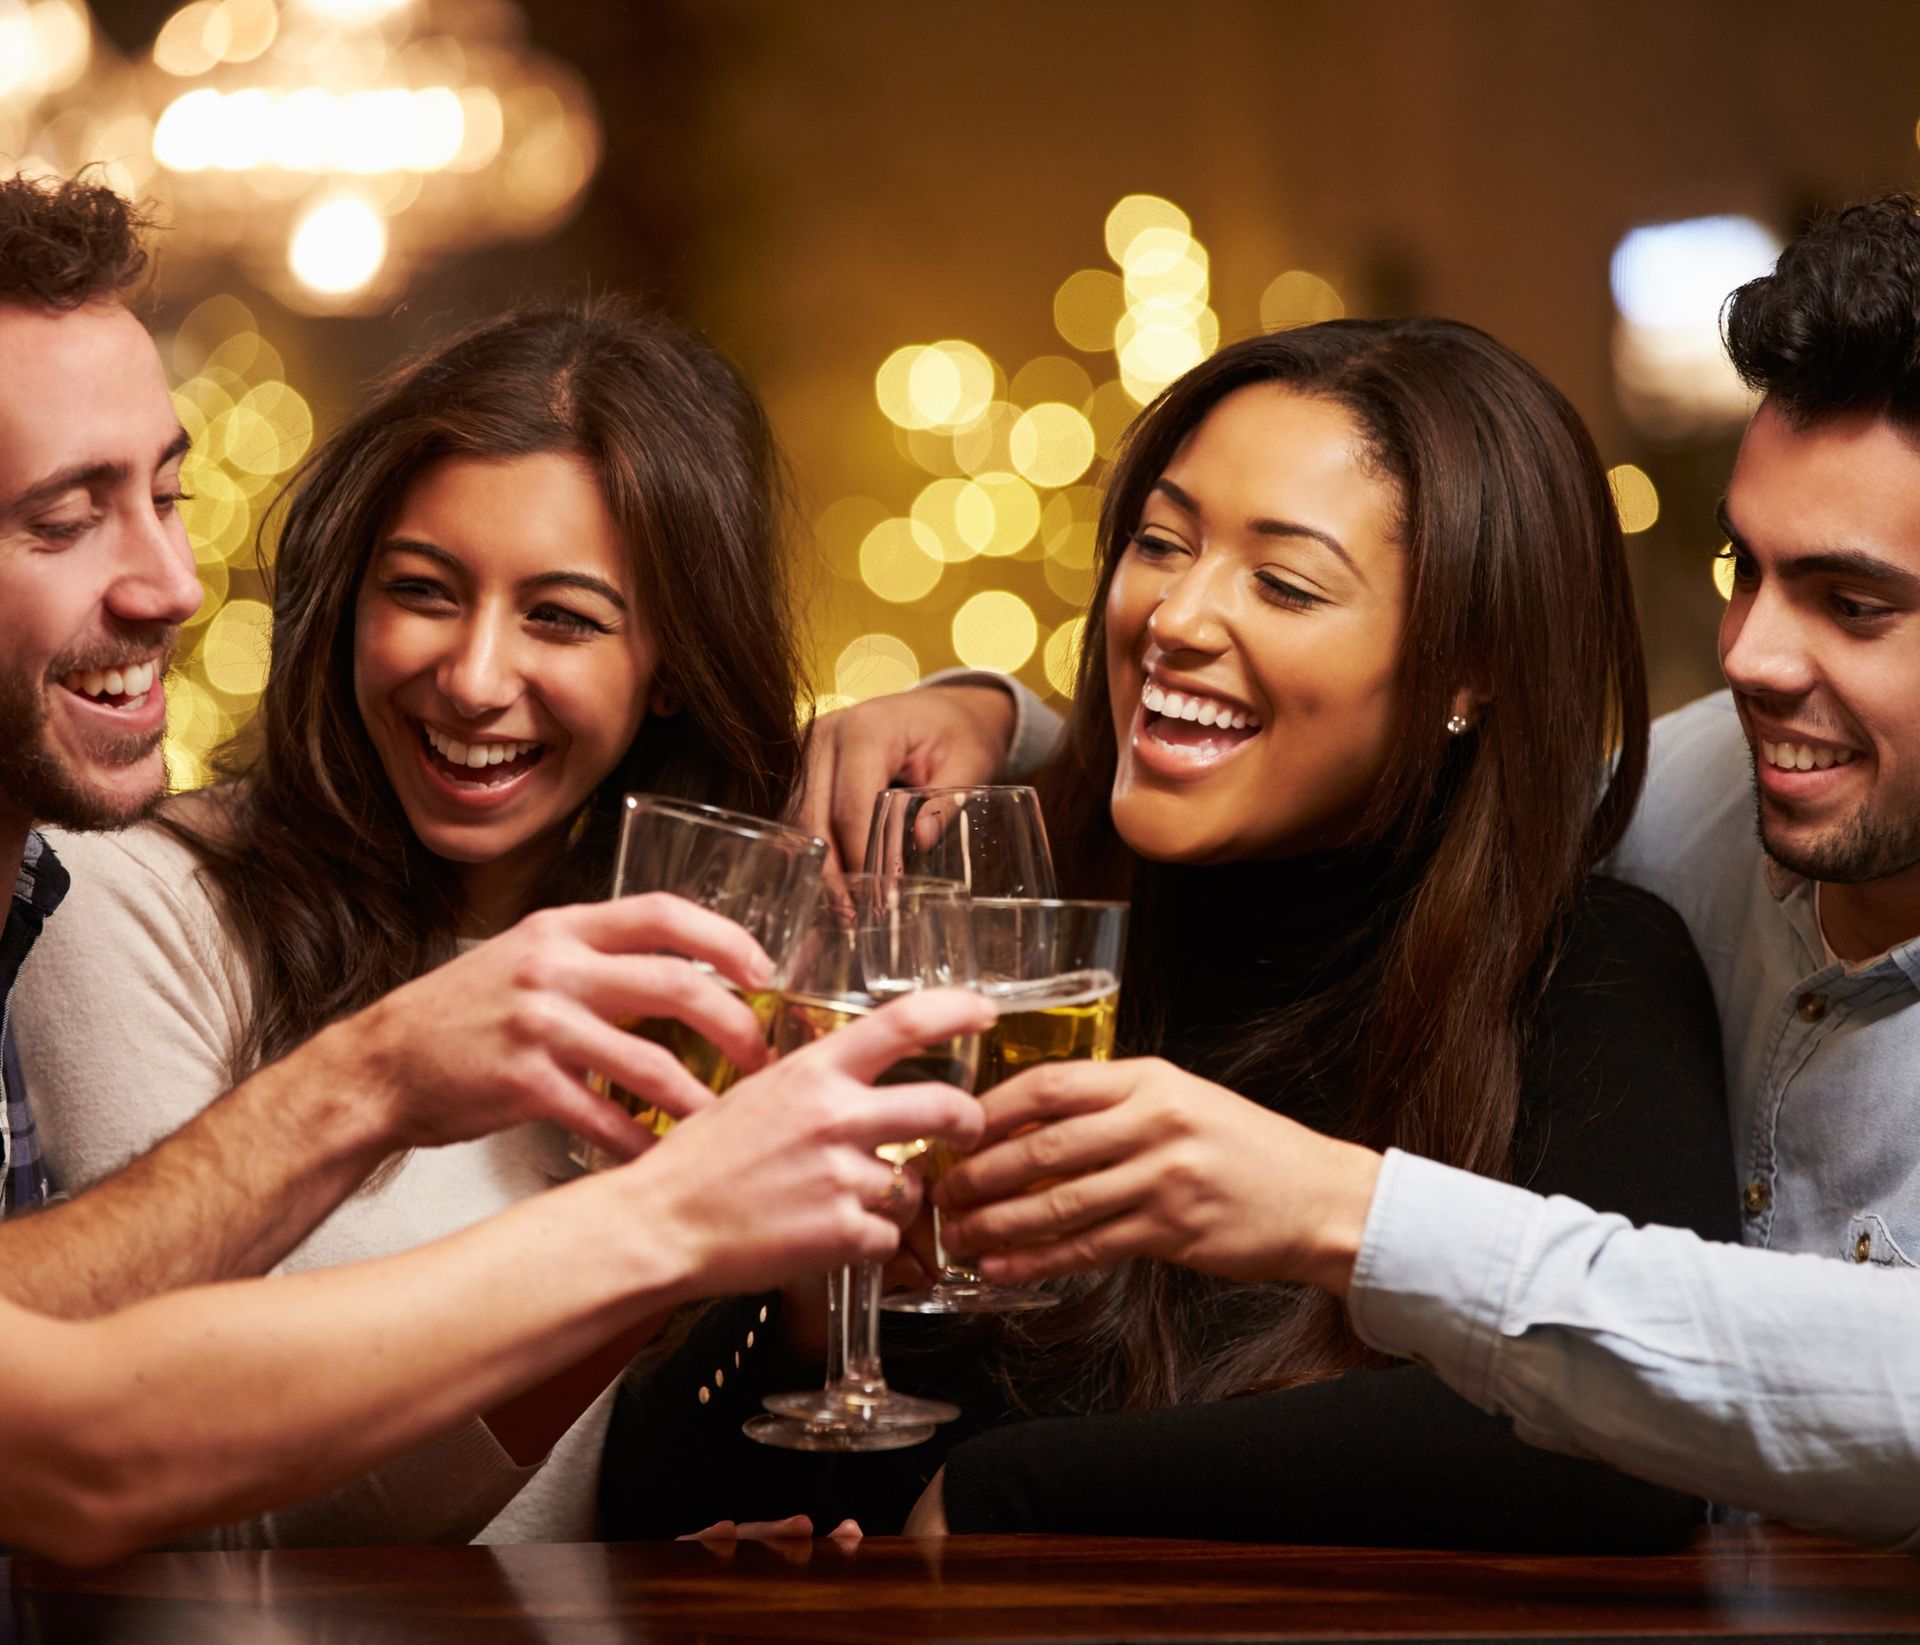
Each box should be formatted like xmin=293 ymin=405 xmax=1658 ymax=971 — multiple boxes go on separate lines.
xmin=978 ymin=968 xmax=1119 ymax=1089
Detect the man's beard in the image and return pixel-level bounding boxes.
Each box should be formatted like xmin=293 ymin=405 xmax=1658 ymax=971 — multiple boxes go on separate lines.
xmin=1752 ymin=761 xmax=1920 ymax=885
xmin=0 ymin=661 xmax=168 ymax=833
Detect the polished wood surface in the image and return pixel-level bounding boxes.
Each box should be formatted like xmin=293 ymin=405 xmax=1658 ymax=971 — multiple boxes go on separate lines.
xmin=7 ymin=1526 xmax=1918 ymax=1644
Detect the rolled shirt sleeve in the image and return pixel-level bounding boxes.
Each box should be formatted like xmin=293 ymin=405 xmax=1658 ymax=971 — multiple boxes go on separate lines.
xmin=1348 ymin=1149 xmax=1920 ymax=1551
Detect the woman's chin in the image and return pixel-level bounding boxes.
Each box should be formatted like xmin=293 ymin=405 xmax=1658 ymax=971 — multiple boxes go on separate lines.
xmin=1111 ymin=796 xmax=1241 ymax=866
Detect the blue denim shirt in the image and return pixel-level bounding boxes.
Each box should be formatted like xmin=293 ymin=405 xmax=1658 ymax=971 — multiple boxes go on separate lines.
xmin=1350 ymin=691 xmax=1920 ymax=1547
xmin=2 ymin=831 xmax=68 ymax=1219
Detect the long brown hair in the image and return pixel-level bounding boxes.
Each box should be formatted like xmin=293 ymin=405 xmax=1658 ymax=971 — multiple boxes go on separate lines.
xmin=165 ymin=297 xmax=805 ymax=1079
xmin=1013 ymin=318 xmax=1647 ymax=1411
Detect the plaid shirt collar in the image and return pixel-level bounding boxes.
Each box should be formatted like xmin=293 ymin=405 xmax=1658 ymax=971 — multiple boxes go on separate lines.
xmin=2 ymin=831 xmax=71 ymax=1217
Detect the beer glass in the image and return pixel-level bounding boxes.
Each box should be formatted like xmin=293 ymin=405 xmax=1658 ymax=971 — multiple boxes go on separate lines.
xmin=864 ymin=785 xmax=1057 ymax=898
xmin=568 ymin=794 xmax=827 ymax=1171
xmin=746 ymin=876 xmax=981 ymax=1452
xmin=884 ymin=897 xmax=1127 ymax=1315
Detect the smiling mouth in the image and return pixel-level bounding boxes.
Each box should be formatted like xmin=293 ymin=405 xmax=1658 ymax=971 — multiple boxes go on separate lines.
xmin=1758 ymin=737 xmax=1859 ymax=774
xmin=1140 ymin=681 xmax=1262 ymax=754
xmin=418 ymin=721 xmax=548 ymax=788
xmin=57 ymin=659 xmax=161 ymax=710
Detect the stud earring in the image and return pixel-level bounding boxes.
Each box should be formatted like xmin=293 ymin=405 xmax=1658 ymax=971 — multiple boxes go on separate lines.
xmin=1445 ymin=713 xmax=1470 ymax=736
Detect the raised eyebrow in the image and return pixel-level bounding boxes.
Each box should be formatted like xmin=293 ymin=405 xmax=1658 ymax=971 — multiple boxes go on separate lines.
xmin=155 ymin=427 xmax=191 ymax=474
xmin=1153 ymin=476 xmax=1359 ymax=576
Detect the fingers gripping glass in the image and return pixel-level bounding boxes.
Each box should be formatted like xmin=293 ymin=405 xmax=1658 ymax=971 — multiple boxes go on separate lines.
xmin=864 ymin=785 xmax=1057 ymax=899
xmin=569 ymin=795 xmax=826 ymax=1171
xmin=883 ymin=897 xmax=1127 ymax=1316
xmin=746 ymin=876 xmax=981 ymax=1452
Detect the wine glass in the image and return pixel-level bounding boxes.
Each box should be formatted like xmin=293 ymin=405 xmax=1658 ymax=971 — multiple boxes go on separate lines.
xmin=745 ymin=876 xmax=981 ymax=1452
xmin=864 ymin=784 xmax=1057 ymax=898
xmin=865 ymin=785 xmax=1062 ymax=1312
xmin=568 ymin=794 xmax=826 ymax=1171
xmin=882 ymin=896 xmax=1128 ymax=1315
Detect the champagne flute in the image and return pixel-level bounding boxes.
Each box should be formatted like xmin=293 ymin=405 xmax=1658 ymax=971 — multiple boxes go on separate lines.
xmin=883 ymin=897 xmax=1128 ymax=1315
xmin=746 ymin=876 xmax=981 ymax=1452
xmin=568 ymin=794 xmax=826 ymax=1171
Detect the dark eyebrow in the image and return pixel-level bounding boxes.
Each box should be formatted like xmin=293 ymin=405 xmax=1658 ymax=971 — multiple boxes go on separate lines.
xmin=1153 ymin=477 xmax=1361 ymax=579
xmin=1 ymin=426 xmax=192 ymax=521
xmin=377 ymin=539 xmax=630 ymax=613
xmin=1717 ymin=501 xmax=1920 ymax=597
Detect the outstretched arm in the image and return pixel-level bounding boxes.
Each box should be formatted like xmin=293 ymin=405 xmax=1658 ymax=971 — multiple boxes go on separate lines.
xmin=0 ymin=986 xmax=992 ymax=1566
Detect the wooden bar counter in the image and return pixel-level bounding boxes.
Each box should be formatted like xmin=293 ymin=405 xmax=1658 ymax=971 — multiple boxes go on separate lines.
xmin=7 ymin=1526 xmax=1918 ymax=1643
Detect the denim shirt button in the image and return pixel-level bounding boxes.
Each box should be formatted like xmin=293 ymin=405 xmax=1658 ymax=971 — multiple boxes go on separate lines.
xmin=1796 ymin=991 xmax=1829 ymax=1022
xmin=1743 ymin=1178 xmax=1770 ymax=1216
xmin=1855 ymin=1231 xmax=1873 ymax=1263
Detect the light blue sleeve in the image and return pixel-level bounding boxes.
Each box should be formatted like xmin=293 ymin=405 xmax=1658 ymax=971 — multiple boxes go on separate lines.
xmin=1347 ymin=1150 xmax=1920 ymax=1550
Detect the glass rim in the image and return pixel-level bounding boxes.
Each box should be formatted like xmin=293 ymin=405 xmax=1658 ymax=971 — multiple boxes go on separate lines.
xmin=871 ymin=784 xmax=1041 ymax=802
xmin=620 ymin=792 xmax=827 ymax=855
xmin=966 ymin=896 xmax=1128 ymax=913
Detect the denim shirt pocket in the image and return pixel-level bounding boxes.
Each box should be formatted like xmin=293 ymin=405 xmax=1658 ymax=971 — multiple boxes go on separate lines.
xmin=1844 ymin=1213 xmax=1919 ymax=1269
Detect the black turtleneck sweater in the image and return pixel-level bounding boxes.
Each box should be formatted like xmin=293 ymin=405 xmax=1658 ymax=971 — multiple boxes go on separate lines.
xmin=600 ymin=870 xmax=1736 ymax=1552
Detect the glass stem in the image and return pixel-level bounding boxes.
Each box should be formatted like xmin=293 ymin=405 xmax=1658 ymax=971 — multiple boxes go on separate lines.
xmin=930 ymin=1207 xmax=985 ymax=1286
xmin=828 ymin=1261 xmax=889 ymax=1398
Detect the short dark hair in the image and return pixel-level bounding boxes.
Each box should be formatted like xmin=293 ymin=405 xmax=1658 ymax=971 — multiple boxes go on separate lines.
xmin=0 ymin=170 xmax=153 ymax=311
xmin=1724 ymin=192 xmax=1920 ymax=428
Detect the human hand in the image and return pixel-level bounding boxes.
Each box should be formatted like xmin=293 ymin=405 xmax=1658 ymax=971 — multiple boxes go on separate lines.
xmin=902 ymin=1467 xmax=949 ymax=1538
xmin=680 ymin=1515 xmax=862 ymax=1544
xmin=796 ymin=684 xmax=1017 ymax=873
xmin=936 ymin=1058 xmax=1383 ymax=1295
xmin=630 ymin=988 xmax=994 ymax=1299
xmin=346 ymin=893 xmax=776 ymax=1161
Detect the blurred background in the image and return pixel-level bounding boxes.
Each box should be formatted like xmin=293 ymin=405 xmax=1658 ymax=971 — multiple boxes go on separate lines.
xmin=4 ymin=0 xmax=1918 ymax=784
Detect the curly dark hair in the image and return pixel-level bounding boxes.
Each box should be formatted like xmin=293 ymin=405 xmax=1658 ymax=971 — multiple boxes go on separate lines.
xmin=0 ymin=170 xmax=153 ymax=311
xmin=1724 ymin=192 xmax=1920 ymax=427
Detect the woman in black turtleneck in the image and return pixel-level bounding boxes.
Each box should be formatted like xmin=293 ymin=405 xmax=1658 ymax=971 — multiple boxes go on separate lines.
xmin=601 ymin=320 xmax=1735 ymax=1550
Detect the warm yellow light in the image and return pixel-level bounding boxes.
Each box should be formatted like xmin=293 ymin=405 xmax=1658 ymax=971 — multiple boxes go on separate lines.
xmin=1010 ymin=355 xmax=1093 ymax=409
xmin=875 ymin=345 xmax=924 ymax=429
xmin=971 ymin=472 xmax=1041 ymax=556
xmin=26 ymin=0 xmax=88 ymax=91
xmin=834 ymin=633 xmax=920 ymax=702
xmin=1607 ymin=463 xmax=1660 ymax=534
xmin=153 ymin=1 xmax=226 ymax=77
xmin=452 ymin=86 xmax=503 ymax=171
xmin=1260 ymin=271 xmax=1344 ymax=332
xmin=1122 ymin=227 xmax=1208 ymax=312
xmin=951 ymin=400 xmax=1018 ymax=476
xmin=1105 ymin=194 xmax=1190 ymax=266
xmin=1118 ymin=318 xmax=1206 ymax=401
xmin=1713 ymin=544 xmax=1736 ymax=602
xmin=1053 ymin=269 xmax=1127 ymax=355
xmin=1043 ymin=617 xmax=1086 ymax=695
xmin=224 ymin=382 xmax=314 ymax=476
xmin=915 ymin=340 xmax=995 ymax=431
xmin=172 ymin=294 xmax=258 ymax=377
xmin=911 ymin=477 xmax=989 ymax=563
xmin=858 ymin=518 xmax=944 ymax=603
xmin=288 ymin=196 xmax=387 ymax=296
xmin=219 ymin=0 xmax=278 ymax=63
xmin=814 ymin=495 xmax=888 ymax=583
xmin=200 ymin=597 xmax=273 ymax=697
xmin=1082 ymin=379 xmax=1137 ymax=460
xmin=1009 ymin=402 xmax=1096 ymax=489
xmin=153 ymin=88 xmax=223 ymax=170
xmin=952 ymin=590 xmax=1039 ymax=672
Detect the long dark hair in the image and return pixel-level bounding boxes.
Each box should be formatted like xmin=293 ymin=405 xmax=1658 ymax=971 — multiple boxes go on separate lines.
xmin=1013 ymin=318 xmax=1647 ymax=1412
xmin=165 ymin=297 xmax=805 ymax=1079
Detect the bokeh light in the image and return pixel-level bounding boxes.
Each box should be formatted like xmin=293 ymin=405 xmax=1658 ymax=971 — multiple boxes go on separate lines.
xmin=858 ymin=517 xmax=945 ymax=602
xmin=288 ymin=195 xmax=387 ymax=295
xmin=1010 ymin=402 xmax=1096 ymax=489
xmin=1043 ymin=617 xmax=1086 ymax=695
xmin=1104 ymin=194 xmax=1190 ymax=265
xmin=952 ymin=590 xmax=1039 ymax=672
xmin=1052 ymin=268 xmax=1127 ymax=355
xmin=1607 ymin=463 xmax=1660 ymax=534
xmin=1713 ymin=546 xmax=1737 ymax=602
xmin=1260 ymin=270 xmax=1344 ymax=331
xmin=835 ymin=633 xmax=921 ymax=702
xmin=200 ymin=597 xmax=274 ymax=697
xmin=971 ymin=472 xmax=1042 ymax=556
xmin=877 ymin=340 xmax=997 ymax=432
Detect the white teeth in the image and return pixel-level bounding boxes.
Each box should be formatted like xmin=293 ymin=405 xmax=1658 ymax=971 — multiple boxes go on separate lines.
xmin=1762 ymin=738 xmax=1857 ymax=772
xmin=1141 ymin=680 xmax=1262 ymax=732
xmin=422 ymin=724 xmax=539 ymax=771
xmin=104 ymin=668 xmax=125 ymax=696
xmin=82 ymin=670 xmax=105 ymax=696
xmin=62 ymin=661 xmax=159 ymax=701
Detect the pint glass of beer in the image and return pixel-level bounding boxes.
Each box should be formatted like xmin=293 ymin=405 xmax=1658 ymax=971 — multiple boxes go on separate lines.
xmin=567 ymin=795 xmax=826 ymax=1171
xmin=884 ymin=896 xmax=1127 ymax=1315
